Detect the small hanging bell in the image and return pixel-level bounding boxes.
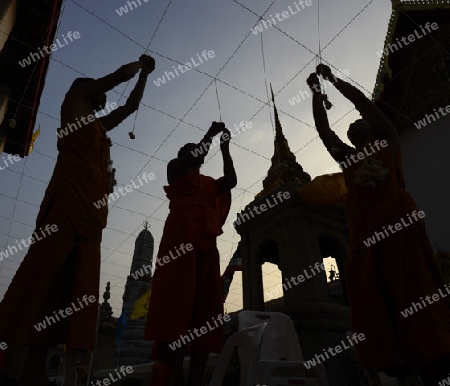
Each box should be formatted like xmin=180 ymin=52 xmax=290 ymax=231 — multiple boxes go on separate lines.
xmin=128 ymin=131 xmax=135 ymax=139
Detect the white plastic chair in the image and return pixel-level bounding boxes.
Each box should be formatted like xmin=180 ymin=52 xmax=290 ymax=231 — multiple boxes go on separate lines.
xmin=209 ymin=322 xmax=268 ymax=386
xmin=238 ymin=311 xmax=329 ymax=386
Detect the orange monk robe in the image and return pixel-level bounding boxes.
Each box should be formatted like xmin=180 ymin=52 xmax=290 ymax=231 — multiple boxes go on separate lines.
xmin=343 ymin=140 xmax=450 ymax=372
xmin=0 ymin=119 xmax=110 ymax=351
xmin=145 ymin=169 xmax=231 ymax=356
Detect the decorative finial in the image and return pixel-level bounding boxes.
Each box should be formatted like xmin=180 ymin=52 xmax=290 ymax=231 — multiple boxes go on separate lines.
xmin=100 ymin=281 xmax=113 ymax=319
xmin=143 ymin=221 xmax=149 ymax=230
xmin=103 ymin=282 xmax=111 ymax=302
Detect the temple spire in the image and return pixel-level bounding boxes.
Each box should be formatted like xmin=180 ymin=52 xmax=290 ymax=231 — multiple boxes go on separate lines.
xmin=270 ymin=84 xmax=285 ymax=141
xmin=269 ymin=84 xmax=296 ymax=165
xmin=255 ymin=85 xmax=311 ymax=199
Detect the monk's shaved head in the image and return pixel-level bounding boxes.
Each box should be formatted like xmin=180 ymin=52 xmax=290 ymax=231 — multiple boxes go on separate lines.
xmin=69 ymin=77 xmax=95 ymax=91
xmin=347 ymin=119 xmax=371 ymax=148
xmin=178 ymin=143 xmax=197 ymax=158
xmin=68 ymin=77 xmax=107 ymax=111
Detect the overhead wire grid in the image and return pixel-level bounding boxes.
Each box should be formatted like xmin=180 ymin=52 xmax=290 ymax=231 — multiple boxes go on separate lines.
xmin=0 ymin=0 xmax=420 ymax=312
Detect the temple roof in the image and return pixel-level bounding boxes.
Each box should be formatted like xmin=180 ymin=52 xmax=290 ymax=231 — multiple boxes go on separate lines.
xmin=372 ymin=0 xmax=450 ymax=132
xmin=255 ymin=87 xmax=311 ymax=199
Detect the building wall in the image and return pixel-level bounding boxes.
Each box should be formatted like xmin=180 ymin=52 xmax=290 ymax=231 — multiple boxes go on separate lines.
xmin=400 ymin=112 xmax=450 ymax=251
xmin=0 ymin=0 xmax=16 ymax=52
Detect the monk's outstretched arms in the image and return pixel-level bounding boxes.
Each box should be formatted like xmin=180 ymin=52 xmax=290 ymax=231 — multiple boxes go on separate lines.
xmin=168 ymin=122 xmax=225 ymax=176
xmin=100 ymin=56 xmax=155 ymax=131
xmin=316 ymin=64 xmax=399 ymax=148
xmin=69 ymin=57 xmax=146 ymax=100
xmin=219 ymin=128 xmax=237 ymax=193
xmin=308 ymin=73 xmax=353 ymax=163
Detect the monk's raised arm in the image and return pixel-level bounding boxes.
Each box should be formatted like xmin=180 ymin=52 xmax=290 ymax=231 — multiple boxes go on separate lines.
xmin=307 ymin=73 xmax=353 ymax=163
xmin=69 ymin=57 xmax=145 ymax=101
xmin=317 ymin=64 xmax=399 ymax=147
xmin=218 ymin=128 xmax=237 ymax=193
xmin=168 ymin=122 xmax=224 ymax=177
xmin=99 ymin=56 xmax=155 ymax=131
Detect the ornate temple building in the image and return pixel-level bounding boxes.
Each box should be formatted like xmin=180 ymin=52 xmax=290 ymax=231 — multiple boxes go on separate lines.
xmin=115 ymin=222 xmax=154 ymax=367
xmin=373 ymin=0 xmax=450 ymax=250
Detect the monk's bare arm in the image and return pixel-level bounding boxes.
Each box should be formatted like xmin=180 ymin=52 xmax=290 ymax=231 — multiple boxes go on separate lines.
xmin=312 ymin=93 xmax=354 ymax=162
xmin=333 ymin=79 xmax=399 ymax=142
xmin=219 ymin=129 xmax=237 ymax=193
xmin=168 ymin=122 xmax=224 ymax=178
xmin=308 ymin=73 xmax=353 ymax=163
xmin=100 ymin=57 xmax=155 ymax=131
xmin=69 ymin=60 xmax=143 ymax=101
xmin=317 ymin=64 xmax=399 ymax=147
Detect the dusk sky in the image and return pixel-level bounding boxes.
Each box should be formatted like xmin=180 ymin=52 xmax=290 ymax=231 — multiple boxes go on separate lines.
xmin=0 ymin=0 xmax=393 ymax=316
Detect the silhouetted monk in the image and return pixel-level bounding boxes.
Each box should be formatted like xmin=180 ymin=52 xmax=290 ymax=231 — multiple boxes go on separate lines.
xmin=0 ymin=54 xmax=155 ymax=386
xmin=145 ymin=122 xmax=236 ymax=386
xmin=307 ymin=64 xmax=450 ymax=384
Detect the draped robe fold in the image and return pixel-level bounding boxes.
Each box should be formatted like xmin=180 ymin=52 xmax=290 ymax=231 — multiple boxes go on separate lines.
xmin=145 ymin=170 xmax=231 ymax=356
xmin=0 ymin=118 xmax=109 ymax=351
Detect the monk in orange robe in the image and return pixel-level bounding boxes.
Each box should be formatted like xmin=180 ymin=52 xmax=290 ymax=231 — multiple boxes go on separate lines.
xmin=145 ymin=122 xmax=236 ymax=385
xmin=307 ymin=65 xmax=450 ymax=384
xmin=0 ymin=55 xmax=155 ymax=386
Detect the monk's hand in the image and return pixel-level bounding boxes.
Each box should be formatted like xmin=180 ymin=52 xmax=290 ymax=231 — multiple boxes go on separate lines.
xmin=307 ymin=73 xmax=322 ymax=94
xmin=140 ymin=54 xmax=155 ymax=74
xmin=220 ymin=128 xmax=231 ymax=151
xmin=208 ymin=121 xmax=225 ymax=137
xmin=316 ymin=64 xmax=336 ymax=82
xmin=122 ymin=61 xmax=141 ymax=82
